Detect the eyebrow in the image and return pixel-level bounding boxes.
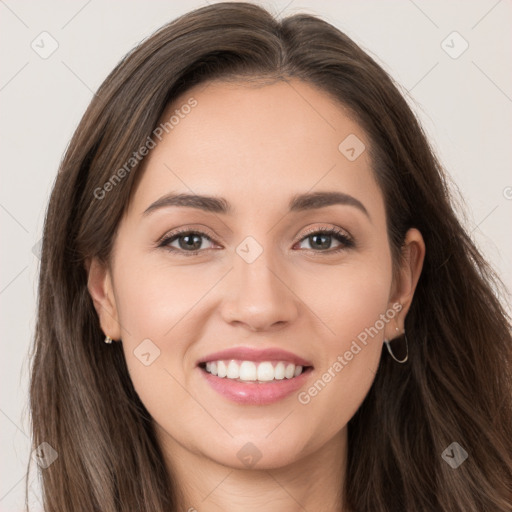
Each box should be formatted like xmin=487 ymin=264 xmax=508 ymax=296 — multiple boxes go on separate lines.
xmin=143 ymin=190 xmax=370 ymax=219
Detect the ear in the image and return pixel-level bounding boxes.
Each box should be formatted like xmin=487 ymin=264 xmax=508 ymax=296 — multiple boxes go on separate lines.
xmin=86 ymin=257 xmax=122 ymax=341
xmin=384 ymin=228 xmax=425 ymax=340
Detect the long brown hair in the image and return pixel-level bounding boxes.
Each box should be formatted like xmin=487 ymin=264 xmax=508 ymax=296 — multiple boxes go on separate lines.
xmin=27 ymin=2 xmax=512 ymax=510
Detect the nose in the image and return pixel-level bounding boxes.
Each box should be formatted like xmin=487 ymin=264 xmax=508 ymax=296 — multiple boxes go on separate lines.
xmin=219 ymin=247 xmax=299 ymax=333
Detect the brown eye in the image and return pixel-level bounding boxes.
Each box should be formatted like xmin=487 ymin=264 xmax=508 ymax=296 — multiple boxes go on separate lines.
xmin=159 ymin=230 xmax=216 ymax=255
xmin=296 ymin=228 xmax=354 ymax=252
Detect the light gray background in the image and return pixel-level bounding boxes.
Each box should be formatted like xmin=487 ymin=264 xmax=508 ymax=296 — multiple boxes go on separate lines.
xmin=1 ymin=0 xmax=511 ymax=509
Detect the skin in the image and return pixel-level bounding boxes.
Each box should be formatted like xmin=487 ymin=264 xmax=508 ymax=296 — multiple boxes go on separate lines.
xmin=87 ymin=78 xmax=425 ymax=511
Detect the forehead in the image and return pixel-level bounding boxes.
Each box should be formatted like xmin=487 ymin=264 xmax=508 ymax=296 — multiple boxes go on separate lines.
xmin=127 ymin=79 xmax=383 ymax=220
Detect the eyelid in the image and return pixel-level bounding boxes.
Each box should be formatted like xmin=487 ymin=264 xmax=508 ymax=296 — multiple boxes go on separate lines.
xmin=155 ymin=224 xmax=218 ymax=246
xmin=296 ymin=224 xmax=352 ymax=243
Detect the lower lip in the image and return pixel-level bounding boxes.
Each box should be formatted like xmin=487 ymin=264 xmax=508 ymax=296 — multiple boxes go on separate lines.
xmin=199 ymin=367 xmax=313 ymax=405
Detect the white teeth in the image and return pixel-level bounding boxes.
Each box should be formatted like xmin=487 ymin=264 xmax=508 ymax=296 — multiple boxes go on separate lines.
xmin=274 ymin=362 xmax=285 ymax=380
xmin=203 ymin=360 xmax=307 ymax=381
xmin=239 ymin=361 xmax=257 ymax=381
xmin=217 ymin=361 xmax=227 ymax=378
xmin=226 ymin=360 xmax=239 ymax=379
xmin=257 ymin=362 xmax=274 ymax=382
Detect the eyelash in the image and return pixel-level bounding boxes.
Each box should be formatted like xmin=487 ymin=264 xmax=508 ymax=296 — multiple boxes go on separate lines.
xmin=157 ymin=226 xmax=355 ymax=257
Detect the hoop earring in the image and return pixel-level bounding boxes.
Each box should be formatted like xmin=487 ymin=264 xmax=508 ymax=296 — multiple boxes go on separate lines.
xmin=384 ymin=328 xmax=408 ymax=364
xmin=104 ymin=335 xmax=113 ymax=344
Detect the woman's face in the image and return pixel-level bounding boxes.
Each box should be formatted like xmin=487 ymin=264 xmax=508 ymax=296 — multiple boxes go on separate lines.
xmin=89 ymin=78 xmax=423 ymax=471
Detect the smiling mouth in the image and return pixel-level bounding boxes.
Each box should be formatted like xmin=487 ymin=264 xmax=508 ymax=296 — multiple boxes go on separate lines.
xmin=198 ymin=360 xmax=314 ymax=383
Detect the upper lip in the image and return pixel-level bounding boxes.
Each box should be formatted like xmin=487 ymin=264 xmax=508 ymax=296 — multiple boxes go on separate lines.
xmin=197 ymin=347 xmax=313 ymax=367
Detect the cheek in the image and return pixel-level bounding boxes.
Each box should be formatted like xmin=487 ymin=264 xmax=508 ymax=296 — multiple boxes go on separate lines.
xmin=299 ymin=248 xmax=393 ymax=352
xmin=333 ymin=269 xmax=392 ymax=345
xmin=111 ymin=248 xmax=235 ymax=422
xmin=113 ymin=246 xmax=217 ymax=341
xmin=114 ymin=265 xmax=196 ymax=440
xmin=295 ymin=253 xmax=392 ymax=432
xmin=110 ymin=250 xmax=199 ymax=403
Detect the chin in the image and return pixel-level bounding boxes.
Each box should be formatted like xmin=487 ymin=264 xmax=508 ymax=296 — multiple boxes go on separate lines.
xmin=203 ymin=436 xmax=309 ymax=471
